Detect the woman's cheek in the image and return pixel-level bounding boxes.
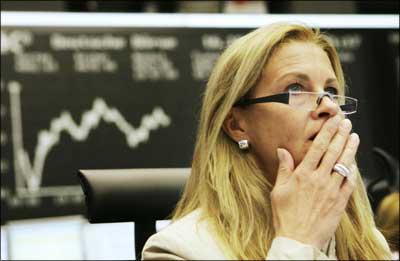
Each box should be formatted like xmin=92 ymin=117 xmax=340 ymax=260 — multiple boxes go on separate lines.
xmin=286 ymin=129 xmax=306 ymax=167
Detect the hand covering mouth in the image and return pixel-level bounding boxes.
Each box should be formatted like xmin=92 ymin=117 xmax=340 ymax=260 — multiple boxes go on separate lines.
xmin=308 ymin=133 xmax=318 ymax=141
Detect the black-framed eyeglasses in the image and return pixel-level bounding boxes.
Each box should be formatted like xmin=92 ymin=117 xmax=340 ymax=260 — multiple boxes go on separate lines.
xmin=234 ymin=91 xmax=358 ymax=115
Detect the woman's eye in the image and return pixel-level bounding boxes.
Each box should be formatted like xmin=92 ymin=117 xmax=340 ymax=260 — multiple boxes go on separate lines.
xmin=287 ymin=83 xmax=304 ymax=92
xmin=325 ymin=87 xmax=338 ymax=95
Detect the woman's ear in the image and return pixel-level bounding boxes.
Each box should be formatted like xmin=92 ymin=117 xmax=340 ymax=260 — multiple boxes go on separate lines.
xmin=222 ymin=108 xmax=249 ymax=142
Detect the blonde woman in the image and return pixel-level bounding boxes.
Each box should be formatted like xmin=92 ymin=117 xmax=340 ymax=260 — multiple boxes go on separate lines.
xmin=142 ymin=23 xmax=392 ymax=260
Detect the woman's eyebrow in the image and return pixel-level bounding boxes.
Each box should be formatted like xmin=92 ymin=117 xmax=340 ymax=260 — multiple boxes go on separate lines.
xmin=325 ymin=77 xmax=339 ymax=85
xmin=277 ymin=72 xmax=338 ymax=85
xmin=277 ymin=72 xmax=309 ymax=82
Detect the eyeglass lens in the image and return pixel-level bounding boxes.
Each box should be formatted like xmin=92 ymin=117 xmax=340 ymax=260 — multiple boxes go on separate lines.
xmin=289 ymin=92 xmax=356 ymax=114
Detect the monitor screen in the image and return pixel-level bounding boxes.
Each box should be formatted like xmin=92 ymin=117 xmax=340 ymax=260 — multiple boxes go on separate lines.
xmin=7 ymin=216 xmax=84 ymax=260
xmin=82 ymin=221 xmax=135 ymax=260
xmin=1 ymin=227 xmax=8 ymax=260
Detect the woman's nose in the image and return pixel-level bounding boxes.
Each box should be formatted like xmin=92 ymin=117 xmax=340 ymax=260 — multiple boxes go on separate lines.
xmin=311 ymin=96 xmax=340 ymax=119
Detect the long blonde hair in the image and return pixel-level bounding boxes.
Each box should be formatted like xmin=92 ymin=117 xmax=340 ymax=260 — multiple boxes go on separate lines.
xmin=172 ymin=23 xmax=390 ymax=259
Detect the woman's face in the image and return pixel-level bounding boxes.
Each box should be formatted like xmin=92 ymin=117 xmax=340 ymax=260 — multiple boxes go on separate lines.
xmin=239 ymin=41 xmax=342 ymax=182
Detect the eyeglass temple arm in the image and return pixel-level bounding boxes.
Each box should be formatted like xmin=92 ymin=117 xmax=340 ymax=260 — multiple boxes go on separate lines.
xmin=234 ymin=93 xmax=289 ymax=107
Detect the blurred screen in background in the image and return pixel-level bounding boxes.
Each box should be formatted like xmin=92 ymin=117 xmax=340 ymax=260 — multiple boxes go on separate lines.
xmin=1 ymin=1 xmax=399 ymax=259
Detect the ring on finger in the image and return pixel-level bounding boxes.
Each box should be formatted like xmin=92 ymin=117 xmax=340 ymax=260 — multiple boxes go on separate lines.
xmin=333 ymin=163 xmax=351 ymax=178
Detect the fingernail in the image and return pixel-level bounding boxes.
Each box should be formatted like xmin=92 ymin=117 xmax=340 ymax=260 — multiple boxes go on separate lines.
xmin=340 ymin=119 xmax=351 ymax=130
xmin=333 ymin=115 xmax=342 ymax=124
xmin=277 ymin=148 xmax=285 ymax=162
xmin=350 ymin=133 xmax=359 ymax=144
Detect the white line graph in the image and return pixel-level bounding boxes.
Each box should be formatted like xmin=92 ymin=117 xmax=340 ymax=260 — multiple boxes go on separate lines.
xmin=8 ymin=81 xmax=171 ymax=194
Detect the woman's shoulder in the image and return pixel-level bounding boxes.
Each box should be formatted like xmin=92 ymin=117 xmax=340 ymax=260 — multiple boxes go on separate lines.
xmin=154 ymin=209 xmax=205 ymax=242
xmin=141 ymin=209 xmax=227 ymax=260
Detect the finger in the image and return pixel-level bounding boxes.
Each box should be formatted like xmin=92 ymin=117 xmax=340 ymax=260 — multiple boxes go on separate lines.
xmin=338 ymin=163 xmax=358 ymax=201
xmin=275 ymin=148 xmax=294 ymax=186
xmin=330 ymin=133 xmax=360 ymax=188
xmin=318 ymin=119 xmax=352 ymax=175
xmin=299 ymin=114 xmax=342 ymax=171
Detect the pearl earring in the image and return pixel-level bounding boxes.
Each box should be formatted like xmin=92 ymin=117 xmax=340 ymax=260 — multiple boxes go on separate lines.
xmin=238 ymin=139 xmax=249 ymax=150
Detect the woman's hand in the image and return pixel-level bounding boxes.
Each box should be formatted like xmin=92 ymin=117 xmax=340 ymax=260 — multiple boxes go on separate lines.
xmin=270 ymin=114 xmax=360 ymax=250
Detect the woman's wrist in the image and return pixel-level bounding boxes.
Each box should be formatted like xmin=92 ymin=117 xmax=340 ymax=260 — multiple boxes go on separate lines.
xmin=274 ymin=232 xmax=324 ymax=250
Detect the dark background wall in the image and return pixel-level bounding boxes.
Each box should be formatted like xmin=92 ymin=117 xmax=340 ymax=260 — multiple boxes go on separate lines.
xmin=1 ymin=0 xmax=399 ymax=13
xmin=0 ymin=1 xmax=398 ymax=259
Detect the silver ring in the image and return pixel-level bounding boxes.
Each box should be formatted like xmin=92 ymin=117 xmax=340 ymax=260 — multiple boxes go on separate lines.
xmin=333 ymin=163 xmax=351 ymax=178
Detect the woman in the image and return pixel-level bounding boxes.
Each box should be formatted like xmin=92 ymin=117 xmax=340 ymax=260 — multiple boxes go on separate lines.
xmin=142 ymin=23 xmax=392 ymax=260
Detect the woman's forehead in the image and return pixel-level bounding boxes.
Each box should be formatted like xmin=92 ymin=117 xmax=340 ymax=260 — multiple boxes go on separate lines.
xmin=268 ymin=42 xmax=331 ymax=72
xmin=263 ymin=42 xmax=336 ymax=82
